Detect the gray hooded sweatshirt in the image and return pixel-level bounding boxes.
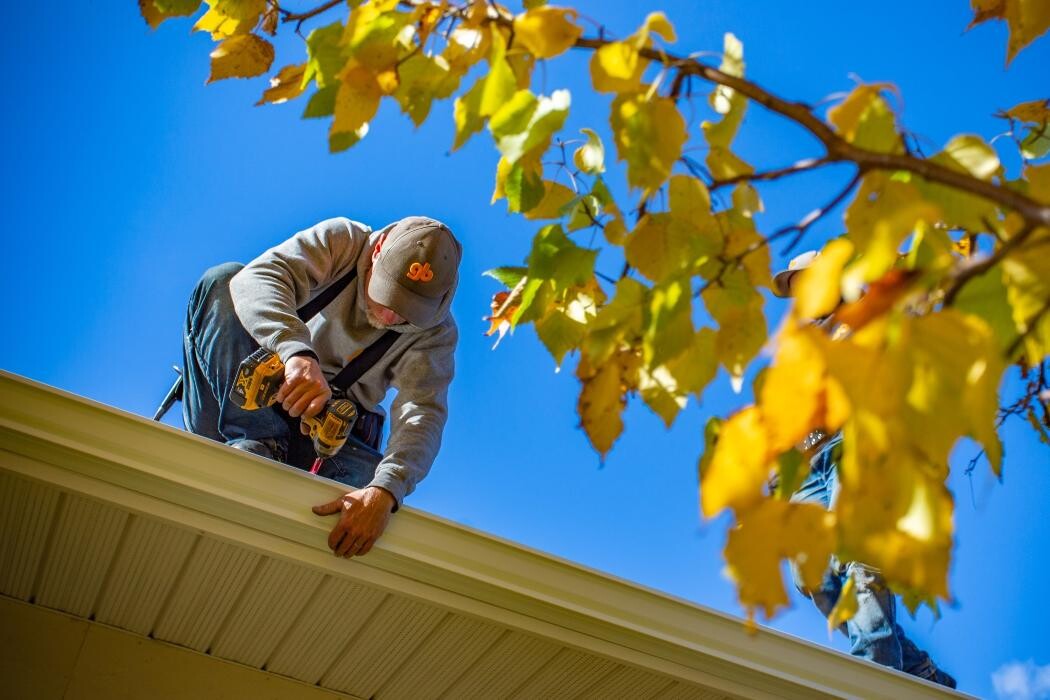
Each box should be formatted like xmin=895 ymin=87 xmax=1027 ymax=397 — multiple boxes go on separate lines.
xmin=228 ymin=217 xmax=458 ymax=507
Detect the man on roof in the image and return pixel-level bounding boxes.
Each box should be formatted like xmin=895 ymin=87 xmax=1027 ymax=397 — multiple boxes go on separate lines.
xmin=773 ymin=249 xmax=956 ymax=689
xmin=181 ymin=216 xmax=461 ymax=558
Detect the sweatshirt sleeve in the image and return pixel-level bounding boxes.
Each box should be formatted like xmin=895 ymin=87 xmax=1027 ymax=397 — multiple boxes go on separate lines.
xmin=368 ymin=319 xmax=457 ymax=509
xmin=229 ymin=218 xmax=370 ymax=363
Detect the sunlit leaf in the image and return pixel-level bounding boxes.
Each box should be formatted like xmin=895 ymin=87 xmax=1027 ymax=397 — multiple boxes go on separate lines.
xmin=331 ymin=62 xmax=381 ymax=137
xmin=643 ymin=277 xmax=693 ymax=368
xmin=256 ymin=63 xmax=307 ymax=106
xmin=490 ymin=89 xmax=571 ymax=164
xmin=794 ymin=238 xmax=854 ymax=320
xmin=207 ymin=33 xmax=274 ymax=83
xmin=969 ymin=0 xmax=1050 ymax=64
xmin=513 ymin=6 xmax=583 ymax=59
xmin=577 ymin=348 xmax=641 ymax=457
xmin=610 ymin=94 xmax=686 ymax=191
xmin=304 ymin=21 xmax=346 ymax=89
xmin=573 ymin=128 xmax=606 ymax=174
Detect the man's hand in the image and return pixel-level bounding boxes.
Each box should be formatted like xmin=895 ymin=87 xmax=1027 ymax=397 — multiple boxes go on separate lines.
xmin=312 ymin=486 xmax=395 ymax=557
xmin=278 ymin=355 xmax=331 ymax=419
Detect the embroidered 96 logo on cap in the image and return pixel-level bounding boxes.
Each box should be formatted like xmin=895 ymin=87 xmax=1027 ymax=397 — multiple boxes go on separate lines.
xmin=406 ymin=261 xmax=434 ymax=282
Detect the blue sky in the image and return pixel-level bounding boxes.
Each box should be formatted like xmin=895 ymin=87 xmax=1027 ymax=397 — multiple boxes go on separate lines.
xmin=2 ymin=2 xmax=1048 ymax=697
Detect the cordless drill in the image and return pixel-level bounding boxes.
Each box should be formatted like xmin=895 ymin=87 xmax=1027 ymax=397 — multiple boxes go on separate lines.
xmin=230 ymin=347 xmax=357 ymax=472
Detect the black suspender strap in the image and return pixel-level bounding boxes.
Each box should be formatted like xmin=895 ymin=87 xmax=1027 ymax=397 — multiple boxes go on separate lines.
xmin=330 ymin=330 xmax=399 ymax=392
xmin=296 ymin=267 xmax=358 ymax=322
xmin=293 ymin=265 xmax=400 ymax=395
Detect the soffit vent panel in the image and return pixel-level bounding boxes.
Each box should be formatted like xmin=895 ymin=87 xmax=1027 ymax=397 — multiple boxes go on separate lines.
xmin=507 ymin=647 xmax=621 ymax=700
xmin=0 ymin=471 xmax=60 ymax=601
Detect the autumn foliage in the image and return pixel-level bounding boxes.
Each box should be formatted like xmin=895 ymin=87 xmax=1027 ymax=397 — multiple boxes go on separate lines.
xmin=140 ymin=0 xmax=1050 ymax=622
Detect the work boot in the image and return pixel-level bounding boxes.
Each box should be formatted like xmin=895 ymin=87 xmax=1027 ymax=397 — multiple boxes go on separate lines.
xmin=227 ymin=438 xmax=286 ymax=462
xmin=930 ymin=669 xmax=957 ymax=689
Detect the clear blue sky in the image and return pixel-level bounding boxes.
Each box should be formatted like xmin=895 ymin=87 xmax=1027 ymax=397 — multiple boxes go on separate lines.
xmin=2 ymin=2 xmax=1048 ymax=698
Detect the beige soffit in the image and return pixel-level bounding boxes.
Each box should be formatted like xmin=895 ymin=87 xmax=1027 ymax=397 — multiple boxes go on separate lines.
xmin=0 ymin=371 xmax=965 ymax=700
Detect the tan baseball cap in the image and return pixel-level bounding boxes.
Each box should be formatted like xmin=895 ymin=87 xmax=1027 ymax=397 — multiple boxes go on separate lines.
xmin=772 ymin=250 xmax=820 ymax=298
xmin=370 ymin=216 xmax=462 ymax=326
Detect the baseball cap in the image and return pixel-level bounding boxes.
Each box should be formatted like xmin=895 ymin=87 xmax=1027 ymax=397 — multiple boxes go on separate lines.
xmin=369 ymin=216 xmax=462 ymax=326
xmin=772 ymin=250 xmax=820 ymax=298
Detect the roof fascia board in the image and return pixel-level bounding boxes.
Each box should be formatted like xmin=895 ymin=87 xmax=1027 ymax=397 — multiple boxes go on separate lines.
xmin=0 ymin=372 xmax=961 ymax=700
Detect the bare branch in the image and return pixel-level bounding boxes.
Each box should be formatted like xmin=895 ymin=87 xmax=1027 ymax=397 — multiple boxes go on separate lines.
xmin=709 ymin=156 xmax=831 ymax=191
xmin=942 ymin=224 xmax=1036 ymax=306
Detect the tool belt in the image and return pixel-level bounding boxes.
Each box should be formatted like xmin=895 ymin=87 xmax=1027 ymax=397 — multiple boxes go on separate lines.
xmin=295 ymin=264 xmax=397 ymax=453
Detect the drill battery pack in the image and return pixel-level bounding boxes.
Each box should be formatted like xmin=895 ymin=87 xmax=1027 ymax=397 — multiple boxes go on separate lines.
xmin=231 ymin=347 xmax=285 ymax=411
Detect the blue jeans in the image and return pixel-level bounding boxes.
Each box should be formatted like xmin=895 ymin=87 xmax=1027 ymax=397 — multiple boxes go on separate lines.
xmin=182 ymin=263 xmax=382 ymax=487
xmin=790 ymin=437 xmax=944 ymax=682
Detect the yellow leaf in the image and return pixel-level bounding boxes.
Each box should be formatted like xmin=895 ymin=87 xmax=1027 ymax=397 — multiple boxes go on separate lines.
xmin=140 ymin=0 xmax=200 ymax=29
xmin=794 ymin=238 xmax=854 ymax=319
xmin=376 ymin=68 xmax=399 ymax=94
xmin=827 ymin=83 xmax=903 ymax=154
xmin=723 ymin=499 xmax=836 ymax=620
xmin=701 ymin=406 xmax=770 ymax=516
xmin=590 ymin=41 xmax=648 ymax=93
xmin=193 ymin=6 xmax=249 ymax=38
xmin=842 ymin=173 xmax=939 ymax=296
xmin=212 ymin=0 xmax=265 ymax=21
xmin=626 ymin=213 xmax=719 ymax=283
xmin=668 ymin=174 xmax=713 ymax=229
xmin=826 ymin=572 xmax=858 ymax=631
xmin=721 ymin=212 xmax=771 ymax=289
xmin=760 ymin=323 xmax=827 ymax=454
xmin=256 ymin=63 xmax=307 ymax=106
xmin=576 ymin=348 xmax=641 ymax=457
xmin=639 ymin=11 xmax=677 ymax=43
xmin=610 ymin=94 xmax=686 ymax=191
xmin=331 ymin=63 xmax=382 ymax=136
xmin=1003 ymin=98 xmax=1050 ymax=123
xmin=512 ymin=6 xmax=582 ymax=59
xmin=970 ymin=0 xmax=1050 ymax=64
xmin=207 ymin=34 xmax=275 ymax=83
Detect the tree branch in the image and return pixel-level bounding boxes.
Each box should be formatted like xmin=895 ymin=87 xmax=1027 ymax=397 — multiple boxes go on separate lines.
xmin=709 ymin=156 xmax=831 ymax=190
xmin=567 ymin=40 xmax=1050 ymax=228
xmin=942 ymin=224 xmax=1035 ymax=305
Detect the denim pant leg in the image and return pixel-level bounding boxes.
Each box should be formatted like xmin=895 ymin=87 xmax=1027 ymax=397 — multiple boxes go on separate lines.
xmin=789 ymin=438 xmax=902 ymax=669
xmin=843 ymin=563 xmax=902 ymax=668
xmin=789 ymin=440 xmax=844 ymax=622
xmin=182 ymin=263 xmax=290 ymax=449
xmin=314 ymin=434 xmax=383 ymax=489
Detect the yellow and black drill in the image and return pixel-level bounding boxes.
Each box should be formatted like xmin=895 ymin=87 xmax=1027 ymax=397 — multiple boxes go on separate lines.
xmin=230 ymin=347 xmax=357 ymax=473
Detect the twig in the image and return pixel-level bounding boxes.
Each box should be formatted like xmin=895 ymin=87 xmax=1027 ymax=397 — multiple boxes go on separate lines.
xmin=943 ymin=224 xmax=1036 ymax=306
xmin=709 ymin=156 xmax=831 ymax=190
xmin=774 ymin=169 xmax=863 ymax=254
xmin=1006 ymin=298 xmax=1050 ymax=360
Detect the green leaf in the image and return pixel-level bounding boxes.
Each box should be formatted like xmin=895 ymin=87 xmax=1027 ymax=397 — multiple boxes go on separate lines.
xmin=452 ymin=77 xmax=486 ymax=150
xmin=304 ymin=21 xmax=345 ymax=89
xmin=328 ymin=123 xmax=368 ymax=153
xmin=536 ymin=309 xmax=586 ymax=368
xmin=526 ymin=223 xmax=598 ymax=290
xmin=1020 ymin=123 xmax=1050 ymax=160
xmin=639 ymin=364 xmax=686 ymax=428
xmin=644 ymin=277 xmax=693 ymax=368
xmin=954 ymin=266 xmax=1019 ymax=356
xmin=490 ymin=89 xmax=571 ymax=165
xmin=481 ymin=33 xmax=517 ymax=117
xmin=610 ymin=94 xmax=686 ymax=191
xmin=666 ymin=327 xmax=718 ymax=400
xmin=566 ymin=194 xmax=601 ymax=231
xmin=584 ymin=278 xmax=647 ymax=365
xmin=504 ymin=160 xmax=546 ymax=213
xmin=482 ymin=266 xmax=528 ymax=289
xmin=774 ymin=449 xmax=807 ymax=500
xmin=393 ymin=53 xmax=452 ymax=126
xmin=302 ymin=85 xmax=338 ymax=118
xmin=152 ymin=0 xmax=200 ymax=14
xmin=626 ymin=213 xmax=720 ymax=283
